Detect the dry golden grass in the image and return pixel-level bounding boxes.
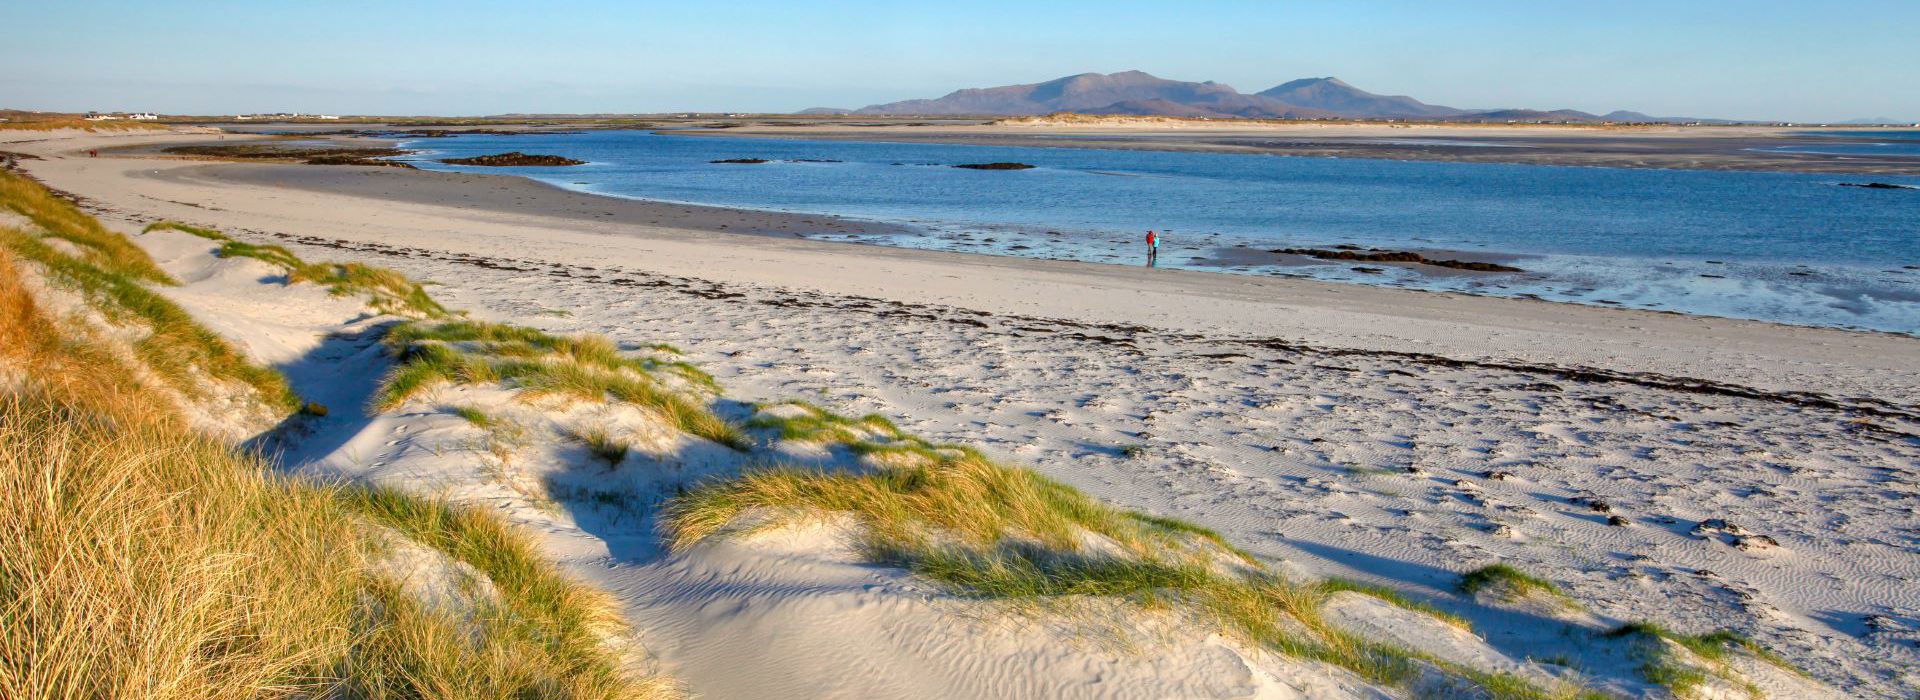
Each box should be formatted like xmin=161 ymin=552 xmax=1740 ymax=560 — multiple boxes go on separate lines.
xmin=0 ymin=388 xmax=678 ymax=700
xmin=2 ymin=171 xmax=297 ymax=411
xmin=2 ymin=171 xmax=172 ymax=284
xmin=0 ymin=119 xmax=172 ymax=132
xmin=1 ymin=178 xmax=677 ymax=699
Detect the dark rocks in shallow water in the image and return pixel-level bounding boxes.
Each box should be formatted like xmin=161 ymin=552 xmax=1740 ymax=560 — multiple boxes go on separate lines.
xmin=1269 ymin=247 xmax=1524 ymax=273
xmin=710 ymin=158 xmax=770 ymax=164
xmin=953 ymin=162 xmax=1037 ymax=170
xmin=1351 ymin=266 xmax=1385 ymax=274
xmin=439 ymin=152 xmax=585 ymax=167
xmin=1839 ymin=182 xmax=1918 ymax=190
xmin=304 ymin=156 xmax=416 ymax=168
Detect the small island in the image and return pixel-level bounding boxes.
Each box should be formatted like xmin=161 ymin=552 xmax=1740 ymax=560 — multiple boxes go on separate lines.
xmin=953 ymin=162 xmax=1036 ymax=170
xmin=439 ymin=152 xmax=585 ymax=167
xmin=710 ymin=158 xmax=770 ymax=164
xmin=1839 ymin=182 xmax=1918 ymax=190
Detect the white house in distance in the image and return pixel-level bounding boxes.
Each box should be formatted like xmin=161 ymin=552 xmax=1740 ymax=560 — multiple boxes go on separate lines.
xmin=234 ymin=113 xmax=342 ymax=121
xmin=83 ymin=112 xmax=159 ymax=121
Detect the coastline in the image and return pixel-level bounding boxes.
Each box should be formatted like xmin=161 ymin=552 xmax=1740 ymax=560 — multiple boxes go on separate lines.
xmin=659 ymin=121 xmax=1920 ymax=175
xmin=44 ymin=131 xmax=1915 ymax=398
xmin=193 ymin=129 xmax=1920 ymax=336
xmin=10 ymin=129 xmax=1920 ymax=694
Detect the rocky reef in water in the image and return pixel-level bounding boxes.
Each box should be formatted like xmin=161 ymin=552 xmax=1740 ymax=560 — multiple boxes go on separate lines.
xmin=953 ymin=162 xmax=1037 ymax=170
xmin=438 ymin=152 xmax=585 ymax=166
xmin=1271 ymin=246 xmax=1524 ymax=273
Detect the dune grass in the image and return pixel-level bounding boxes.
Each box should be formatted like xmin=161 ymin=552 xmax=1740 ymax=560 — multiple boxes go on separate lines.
xmin=571 ymin=426 xmax=633 ymax=467
xmin=4 ymin=170 xmax=173 ymax=284
xmin=1459 ymin=563 xmax=1575 ymax=606
xmin=454 ymin=404 xmax=498 ymax=428
xmin=143 ymin=220 xmax=230 ymax=241
xmin=3 ymin=175 xmax=674 ymax=699
xmin=0 ymin=118 xmax=172 ymax=132
xmin=748 ymin=399 xmax=908 ymax=444
xmin=376 ymin=320 xmax=747 ymax=449
xmin=665 ymin=405 xmax=1589 ymax=699
xmin=291 ymin=261 xmax=451 ymax=318
xmin=143 ymin=220 xmax=452 ymax=319
xmin=1607 ymin=622 xmax=1799 ymax=698
xmin=337 ymin=487 xmax=665 ymax=697
xmin=0 ymin=388 xmax=674 ymax=700
xmin=2 ymin=173 xmax=298 ymax=411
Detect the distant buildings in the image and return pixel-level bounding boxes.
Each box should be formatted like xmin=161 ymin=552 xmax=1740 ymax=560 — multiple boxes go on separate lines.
xmin=233 ymin=113 xmax=341 ymax=121
xmin=83 ymin=112 xmax=158 ymax=121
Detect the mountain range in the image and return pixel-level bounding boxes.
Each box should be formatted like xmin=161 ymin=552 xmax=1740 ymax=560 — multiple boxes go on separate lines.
xmin=805 ymin=71 xmax=1713 ymax=123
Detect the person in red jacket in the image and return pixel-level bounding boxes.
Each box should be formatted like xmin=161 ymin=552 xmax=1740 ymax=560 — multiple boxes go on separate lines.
xmin=1146 ymin=230 xmax=1158 ymax=267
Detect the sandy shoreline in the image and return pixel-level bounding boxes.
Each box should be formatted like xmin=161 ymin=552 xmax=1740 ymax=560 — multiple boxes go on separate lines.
xmin=9 ymin=128 xmax=1920 ymax=695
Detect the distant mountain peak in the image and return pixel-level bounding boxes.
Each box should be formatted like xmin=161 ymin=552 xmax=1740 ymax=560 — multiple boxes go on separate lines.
xmin=837 ymin=71 xmax=1708 ymax=123
xmin=1257 ymin=77 xmax=1463 ymax=118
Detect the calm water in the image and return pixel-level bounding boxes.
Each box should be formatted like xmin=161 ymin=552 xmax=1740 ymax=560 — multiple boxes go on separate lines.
xmin=393 ymin=130 xmax=1920 ymax=333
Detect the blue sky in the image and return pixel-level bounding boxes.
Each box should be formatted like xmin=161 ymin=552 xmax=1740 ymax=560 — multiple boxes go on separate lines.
xmin=3 ymin=0 xmax=1915 ymax=121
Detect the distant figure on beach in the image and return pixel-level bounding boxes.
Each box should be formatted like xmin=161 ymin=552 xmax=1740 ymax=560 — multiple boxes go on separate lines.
xmin=1146 ymin=230 xmax=1158 ymax=267
xmin=88 ymin=149 xmax=97 ymax=158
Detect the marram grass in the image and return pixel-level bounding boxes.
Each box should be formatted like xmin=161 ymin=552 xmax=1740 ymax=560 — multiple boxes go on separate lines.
xmin=3 ymin=175 xmax=676 ymax=699
xmin=665 ymin=404 xmax=1596 ymax=700
xmin=376 ymin=319 xmax=746 ymax=449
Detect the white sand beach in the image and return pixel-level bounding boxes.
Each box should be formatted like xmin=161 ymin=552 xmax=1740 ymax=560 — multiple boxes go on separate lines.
xmin=7 ymin=128 xmax=1916 ymax=697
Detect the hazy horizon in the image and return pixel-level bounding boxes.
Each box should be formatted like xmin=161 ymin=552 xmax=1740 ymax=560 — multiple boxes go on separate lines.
xmin=4 ymin=0 xmax=1916 ymax=122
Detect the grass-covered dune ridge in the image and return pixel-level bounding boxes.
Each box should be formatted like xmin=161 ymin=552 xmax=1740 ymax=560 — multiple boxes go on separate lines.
xmin=4 ymin=176 xmax=297 ymax=416
xmin=375 ymin=319 xmax=744 ymax=448
xmin=146 ymin=220 xmax=451 ymax=319
xmin=669 ymin=402 xmax=1602 ymax=699
xmin=1 ymin=171 xmax=675 ymax=699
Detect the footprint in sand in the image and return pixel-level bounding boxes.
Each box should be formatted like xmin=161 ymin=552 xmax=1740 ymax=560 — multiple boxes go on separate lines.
xmin=1529 ymin=423 xmax=1591 ymax=446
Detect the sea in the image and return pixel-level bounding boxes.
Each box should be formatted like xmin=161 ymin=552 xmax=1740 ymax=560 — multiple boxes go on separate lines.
xmin=387 ymin=129 xmax=1920 ymax=334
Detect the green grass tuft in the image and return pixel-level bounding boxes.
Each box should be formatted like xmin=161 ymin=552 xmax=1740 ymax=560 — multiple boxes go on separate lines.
xmin=376 ymin=320 xmax=747 ymax=449
xmin=570 ymin=426 xmax=632 ymax=467
xmin=1459 ymin=564 xmax=1572 ymax=605
xmin=142 ymin=220 xmax=229 ymax=241
xmin=453 ymin=404 xmax=497 ymax=428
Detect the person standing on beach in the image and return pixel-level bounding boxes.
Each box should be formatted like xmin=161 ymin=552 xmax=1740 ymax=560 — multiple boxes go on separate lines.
xmin=1146 ymin=230 xmax=1158 ymax=267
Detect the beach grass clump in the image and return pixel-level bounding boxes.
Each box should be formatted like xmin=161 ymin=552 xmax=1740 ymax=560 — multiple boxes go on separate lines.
xmin=571 ymin=426 xmax=632 ymax=467
xmin=142 ymin=220 xmax=230 ymax=242
xmin=289 ymin=261 xmax=450 ymax=318
xmin=453 ymin=404 xmax=498 ymax=428
xmin=218 ymin=240 xmax=307 ymax=270
xmin=143 ymin=219 xmax=451 ymax=319
xmin=749 ymin=400 xmax=908 ymax=444
xmin=377 ymin=320 xmax=747 ymax=449
xmin=1606 ymin=622 xmax=1800 ymax=697
xmin=1 ymin=173 xmax=298 ymax=411
xmin=2 ymin=171 xmax=173 ymax=284
xmin=0 ymin=388 xmax=675 ymax=700
xmin=3 ymin=208 xmax=674 ymax=698
xmin=1459 ymin=564 xmax=1574 ymax=605
xmin=335 ymin=487 xmax=668 ymax=698
xmin=662 ymin=424 xmax=1577 ymax=699
xmin=1317 ymin=578 xmax=1473 ymax=630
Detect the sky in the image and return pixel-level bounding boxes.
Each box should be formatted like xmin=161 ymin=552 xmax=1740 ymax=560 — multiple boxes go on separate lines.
xmin=3 ymin=0 xmax=1916 ymax=122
